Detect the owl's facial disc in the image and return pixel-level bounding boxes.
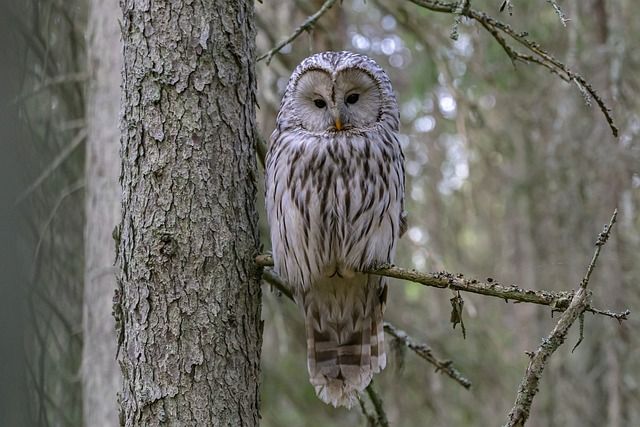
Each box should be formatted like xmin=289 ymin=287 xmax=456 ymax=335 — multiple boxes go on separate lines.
xmin=333 ymin=68 xmax=381 ymax=130
xmin=293 ymin=68 xmax=382 ymax=133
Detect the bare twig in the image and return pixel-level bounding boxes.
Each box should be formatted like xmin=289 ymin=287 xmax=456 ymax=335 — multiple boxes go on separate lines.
xmin=504 ymin=210 xmax=618 ymax=427
xmin=30 ymin=179 xmax=85 ymax=277
xmin=571 ymin=312 xmax=585 ymax=352
xmin=13 ymin=71 xmax=88 ymax=104
xmin=586 ymin=307 xmax=630 ymax=322
xmin=259 ymin=265 xmax=471 ymax=388
xmin=384 ymin=322 xmax=472 ymax=388
xmin=546 ymin=0 xmax=570 ymax=26
xmin=15 ymin=128 xmax=87 ymax=205
xmin=357 ymin=395 xmax=377 ymax=426
xmin=406 ymin=0 xmax=618 ymax=136
xmin=499 ymin=0 xmax=514 ymax=15
xmin=582 ymin=210 xmax=618 ymax=287
xmin=505 ymin=287 xmax=591 ymax=427
xmin=365 ymin=380 xmax=390 ymax=427
xmin=261 ymin=268 xmax=293 ymax=300
xmin=257 ymin=0 xmax=338 ymax=64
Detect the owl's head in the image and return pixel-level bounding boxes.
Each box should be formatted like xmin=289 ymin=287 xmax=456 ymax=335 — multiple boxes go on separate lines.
xmin=278 ymin=51 xmax=399 ymax=133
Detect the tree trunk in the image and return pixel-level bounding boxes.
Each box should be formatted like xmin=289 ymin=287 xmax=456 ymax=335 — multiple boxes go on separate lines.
xmin=82 ymin=0 xmax=122 ymax=425
xmin=117 ymin=1 xmax=262 ymax=426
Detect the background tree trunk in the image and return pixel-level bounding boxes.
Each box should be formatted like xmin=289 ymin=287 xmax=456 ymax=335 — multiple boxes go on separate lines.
xmin=82 ymin=0 xmax=122 ymax=425
xmin=117 ymin=0 xmax=262 ymax=425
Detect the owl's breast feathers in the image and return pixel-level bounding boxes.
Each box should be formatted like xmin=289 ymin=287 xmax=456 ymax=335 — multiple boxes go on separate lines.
xmin=265 ymin=125 xmax=405 ymax=290
xmin=266 ymin=123 xmax=403 ymax=407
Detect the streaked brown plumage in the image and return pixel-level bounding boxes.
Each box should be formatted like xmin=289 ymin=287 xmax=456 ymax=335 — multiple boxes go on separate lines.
xmin=265 ymin=51 xmax=405 ymax=407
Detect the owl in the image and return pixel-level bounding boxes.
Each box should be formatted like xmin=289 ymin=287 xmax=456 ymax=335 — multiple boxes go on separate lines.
xmin=265 ymin=51 xmax=406 ymax=408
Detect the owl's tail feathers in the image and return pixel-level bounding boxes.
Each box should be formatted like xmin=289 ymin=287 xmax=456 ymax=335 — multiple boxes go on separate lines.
xmin=304 ymin=279 xmax=387 ymax=408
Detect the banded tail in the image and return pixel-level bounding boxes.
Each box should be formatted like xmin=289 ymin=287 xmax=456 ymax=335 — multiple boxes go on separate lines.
xmin=300 ymin=273 xmax=387 ymax=408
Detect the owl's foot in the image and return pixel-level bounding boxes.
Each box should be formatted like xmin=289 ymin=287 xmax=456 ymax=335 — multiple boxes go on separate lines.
xmin=323 ymin=263 xmax=356 ymax=279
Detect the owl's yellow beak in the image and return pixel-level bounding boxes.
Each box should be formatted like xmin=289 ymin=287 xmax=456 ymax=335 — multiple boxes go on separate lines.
xmin=330 ymin=106 xmax=344 ymax=131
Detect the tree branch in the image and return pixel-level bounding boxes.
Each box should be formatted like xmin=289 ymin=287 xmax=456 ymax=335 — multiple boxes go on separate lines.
xmin=504 ymin=210 xmax=618 ymax=427
xmin=546 ymin=0 xmax=569 ymax=27
xmin=383 ymin=322 xmax=472 ymax=388
xmin=15 ymin=128 xmax=87 ymax=205
xmin=256 ymin=0 xmax=338 ymax=64
xmin=31 ymin=179 xmax=85 ymax=278
xmin=357 ymin=394 xmax=377 ymax=426
xmin=405 ymin=0 xmax=618 ymax=136
xmin=255 ymin=254 xmax=629 ymax=319
xmin=365 ymin=380 xmax=390 ymax=427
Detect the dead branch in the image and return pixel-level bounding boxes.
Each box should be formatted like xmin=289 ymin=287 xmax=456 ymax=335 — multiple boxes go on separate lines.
xmin=365 ymin=380 xmax=390 ymax=427
xmin=383 ymin=322 xmax=471 ymax=388
xmin=15 ymin=128 xmax=87 ymax=205
xmin=30 ymin=179 xmax=85 ymax=278
xmin=504 ymin=210 xmax=618 ymax=427
xmin=257 ymin=0 xmax=338 ymax=64
xmin=545 ymin=0 xmax=569 ymax=26
xmin=357 ymin=394 xmax=377 ymax=426
xmin=405 ymin=0 xmax=618 ymax=136
xmin=255 ymin=254 xmax=629 ymax=320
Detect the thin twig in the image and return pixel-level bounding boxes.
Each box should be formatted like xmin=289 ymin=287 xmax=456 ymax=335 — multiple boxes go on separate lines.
xmin=384 ymin=322 xmax=471 ymax=388
xmin=15 ymin=128 xmax=87 ymax=205
xmin=30 ymin=179 xmax=85 ymax=278
xmin=499 ymin=0 xmax=514 ymax=15
xmin=581 ymin=210 xmax=618 ymax=287
xmin=586 ymin=307 xmax=630 ymax=322
xmin=504 ymin=210 xmax=618 ymax=427
xmin=259 ymin=266 xmax=471 ymax=388
xmin=406 ymin=0 xmax=618 ymax=136
xmin=257 ymin=0 xmax=338 ymax=64
xmin=546 ymin=0 xmax=570 ymax=27
xmin=262 ymin=268 xmax=293 ymax=300
xmin=571 ymin=312 xmax=585 ymax=352
xmin=357 ymin=395 xmax=377 ymax=426
xmin=13 ymin=71 xmax=88 ymax=104
xmin=365 ymin=380 xmax=390 ymax=427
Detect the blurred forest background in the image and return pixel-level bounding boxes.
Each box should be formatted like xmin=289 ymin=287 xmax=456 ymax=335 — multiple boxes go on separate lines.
xmin=3 ymin=0 xmax=639 ymax=426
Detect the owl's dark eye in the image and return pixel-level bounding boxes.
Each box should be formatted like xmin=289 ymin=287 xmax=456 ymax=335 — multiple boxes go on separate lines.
xmin=346 ymin=93 xmax=360 ymax=104
xmin=313 ymin=99 xmax=326 ymax=108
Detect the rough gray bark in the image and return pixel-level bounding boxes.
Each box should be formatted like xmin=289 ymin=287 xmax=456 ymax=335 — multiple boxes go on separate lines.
xmin=82 ymin=0 xmax=122 ymax=425
xmin=117 ymin=1 xmax=262 ymax=425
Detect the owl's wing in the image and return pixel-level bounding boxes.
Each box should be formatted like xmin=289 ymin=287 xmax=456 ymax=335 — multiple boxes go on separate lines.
xmin=265 ymin=129 xmax=320 ymax=290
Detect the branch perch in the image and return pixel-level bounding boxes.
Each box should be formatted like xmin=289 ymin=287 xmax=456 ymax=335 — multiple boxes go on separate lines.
xmin=255 ymin=254 xmax=629 ymax=320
